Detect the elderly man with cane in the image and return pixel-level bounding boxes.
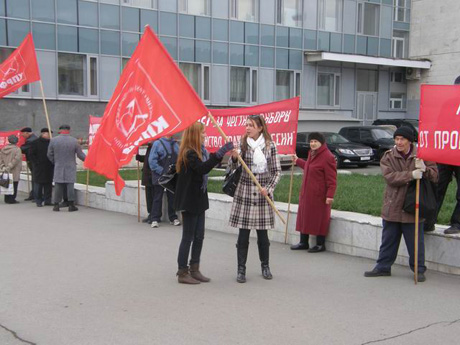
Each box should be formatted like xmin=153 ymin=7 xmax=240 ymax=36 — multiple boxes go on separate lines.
xmin=364 ymin=126 xmax=438 ymax=282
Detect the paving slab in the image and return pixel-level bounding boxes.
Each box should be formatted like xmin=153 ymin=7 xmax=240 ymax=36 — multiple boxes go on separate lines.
xmin=1 ymin=195 xmax=460 ymax=345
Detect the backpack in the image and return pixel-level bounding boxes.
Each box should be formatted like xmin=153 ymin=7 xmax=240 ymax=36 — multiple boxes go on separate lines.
xmin=152 ymin=139 xmax=178 ymax=185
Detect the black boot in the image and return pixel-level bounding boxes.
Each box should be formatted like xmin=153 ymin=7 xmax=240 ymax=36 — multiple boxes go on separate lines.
xmin=53 ymin=203 xmax=60 ymax=212
xmin=59 ymin=200 xmax=69 ymax=208
xmin=68 ymin=201 xmax=78 ymax=212
xmin=258 ymin=240 xmax=272 ymax=280
xmin=290 ymin=234 xmax=309 ymax=250
xmin=236 ymin=243 xmax=248 ymax=283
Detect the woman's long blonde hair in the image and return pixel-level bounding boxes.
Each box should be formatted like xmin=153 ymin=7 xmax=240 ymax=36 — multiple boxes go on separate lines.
xmin=176 ymin=122 xmax=204 ymax=173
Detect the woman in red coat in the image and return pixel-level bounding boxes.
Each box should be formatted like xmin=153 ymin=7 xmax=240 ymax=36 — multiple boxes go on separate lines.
xmin=291 ymin=132 xmax=337 ymax=253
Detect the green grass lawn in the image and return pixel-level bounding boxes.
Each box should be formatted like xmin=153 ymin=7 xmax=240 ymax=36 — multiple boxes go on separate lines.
xmin=77 ymin=169 xmax=457 ymax=225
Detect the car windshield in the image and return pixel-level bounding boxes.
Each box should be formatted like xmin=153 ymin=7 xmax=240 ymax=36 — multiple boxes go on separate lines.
xmin=325 ymin=133 xmax=349 ymax=144
xmin=371 ymin=128 xmax=394 ymax=140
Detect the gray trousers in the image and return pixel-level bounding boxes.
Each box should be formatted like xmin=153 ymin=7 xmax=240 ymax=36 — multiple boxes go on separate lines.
xmin=54 ymin=183 xmax=75 ymax=203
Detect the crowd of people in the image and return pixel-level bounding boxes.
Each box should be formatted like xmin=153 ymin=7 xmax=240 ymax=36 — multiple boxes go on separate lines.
xmin=1 ymin=114 xmax=459 ymax=285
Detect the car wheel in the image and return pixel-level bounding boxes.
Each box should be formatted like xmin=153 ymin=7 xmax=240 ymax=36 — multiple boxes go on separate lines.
xmin=333 ymin=153 xmax=343 ymax=169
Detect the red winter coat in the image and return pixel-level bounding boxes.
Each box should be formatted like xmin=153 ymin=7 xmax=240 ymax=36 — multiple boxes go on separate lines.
xmin=295 ymin=144 xmax=337 ymax=236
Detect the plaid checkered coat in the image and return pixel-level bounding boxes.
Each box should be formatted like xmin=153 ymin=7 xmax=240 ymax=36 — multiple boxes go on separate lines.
xmin=229 ymin=141 xmax=281 ymax=230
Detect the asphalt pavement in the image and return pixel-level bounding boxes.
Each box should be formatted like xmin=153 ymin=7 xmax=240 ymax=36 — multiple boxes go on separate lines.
xmin=1 ymin=194 xmax=460 ymax=345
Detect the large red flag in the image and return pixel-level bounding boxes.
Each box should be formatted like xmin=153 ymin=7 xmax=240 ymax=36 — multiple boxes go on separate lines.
xmin=0 ymin=130 xmax=26 ymax=149
xmin=0 ymin=33 xmax=40 ymax=98
xmin=84 ymin=26 xmax=207 ymax=195
xmin=418 ymin=85 xmax=460 ymax=166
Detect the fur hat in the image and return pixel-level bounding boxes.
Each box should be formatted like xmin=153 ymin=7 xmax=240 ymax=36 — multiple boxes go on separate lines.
xmin=308 ymin=132 xmax=326 ymax=145
xmin=393 ymin=126 xmax=415 ymax=142
xmin=8 ymin=135 xmax=18 ymax=144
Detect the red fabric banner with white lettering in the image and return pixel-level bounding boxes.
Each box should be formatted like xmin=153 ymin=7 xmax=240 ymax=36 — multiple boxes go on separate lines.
xmin=204 ymin=97 xmax=300 ymax=154
xmin=418 ymin=85 xmax=460 ymax=166
xmin=84 ymin=26 xmax=207 ymax=195
xmin=0 ymin=130 xmax=25 ymax=149
xmin=88 ymin=115 xmax=102 ymax=147
xmin=0 ymin=33 xmax=40 ymax=98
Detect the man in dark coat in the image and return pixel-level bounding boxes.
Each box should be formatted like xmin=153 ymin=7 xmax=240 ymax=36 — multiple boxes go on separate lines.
xmin=47 ymin=125 xmax=86 ymax=212
xmin=136 ymin=142 xmax=154 ymax=224
xmin=29 ymin=128 xmax=54 ymax=207
xmin=20 ymin=127 xmax=38 ymax=201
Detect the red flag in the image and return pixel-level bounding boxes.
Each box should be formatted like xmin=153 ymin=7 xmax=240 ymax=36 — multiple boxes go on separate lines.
xmin=84 ymin=26 xmax=207 ymax=195
xmin=0 ymin=33 xmax=40 ymax=98
xmin=204 ymin=97 xmax=300 ymax=154
xmin=0 ymin=130 xmax=26 ymax=149
xmin=418 ymin=85 xmax=460 ymax=166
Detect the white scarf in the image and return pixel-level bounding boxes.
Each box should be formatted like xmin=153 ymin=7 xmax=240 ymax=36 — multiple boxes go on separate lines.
xmin=247 ymin=135 xmax=267 ymax=173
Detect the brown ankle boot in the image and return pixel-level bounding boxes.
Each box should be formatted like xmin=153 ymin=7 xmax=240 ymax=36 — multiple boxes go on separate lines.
xmin=189 ymin=263 xmax=211 ymax=283
xmin=177 ymin=267 xmax=200 ymax=284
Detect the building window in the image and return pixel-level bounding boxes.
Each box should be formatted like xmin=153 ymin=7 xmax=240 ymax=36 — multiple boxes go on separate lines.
xmin=58 ymin=53 xmax=86 ymax=96
xmin=89 ymin=56 xmax=98 ymax=96
xmin=357 ymin=2 xmax=380 ymax=36
xmin=276 ymin=0 xmax=302 ymax=27
xmin=357 ymin=69 xmax=378 ymax=92
xmin=179 ymin=0 xmax=209 ymax=16
xmin=318 ymin=0 xmax=342 ymax=32
xmin=179 ymin=62 xmax=210 ymax=102
xmin=317 ymin=72 xmax=340 ymax=107
xmin=295 ymin=72 xmax=301 ymax=97
xmin=390 ymin=92 xmax=406 ymax=109
xmin=390 ymin=71 xmax=405 ymax=83
xmin=392 ymin=31 xmax=407 ymax=58
xmin=276 ymin=70 xmax=293 ymax=101
xmin=231 ymin=0 xmax=258 ymax=22
xmin=121 ymin=0 xmax=157 ymax=8
xmin=394 ymin=0 xmax=409 ymax=22
xmin=230 ymin=66 xmax=257 ymax=103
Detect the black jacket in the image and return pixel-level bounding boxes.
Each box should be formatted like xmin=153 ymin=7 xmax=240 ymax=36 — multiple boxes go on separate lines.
xmin=21 ymin=133 xmax=38 ymax=162
xmin=174 ymin=150 xmax=221 ymax=215
xmin=136 ymin=143 xmax=153 ymax=187
xmin=28 ymin=137 xmax=54 ymax=184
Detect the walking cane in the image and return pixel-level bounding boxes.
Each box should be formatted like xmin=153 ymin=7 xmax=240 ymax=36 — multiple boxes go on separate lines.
xmin=414 ymin=178 xmax=420 ymax=284
xmin=284 ymin=157 xmax=296 ymax=243
xmin=137 ymin=160 xmax=141 ymax=223
xmin=207 ymin=112 xmax=286 ymax=224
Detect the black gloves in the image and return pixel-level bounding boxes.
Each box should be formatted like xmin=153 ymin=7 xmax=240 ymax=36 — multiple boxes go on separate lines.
xmin=216 ymin=141 xmax=234 ymax=159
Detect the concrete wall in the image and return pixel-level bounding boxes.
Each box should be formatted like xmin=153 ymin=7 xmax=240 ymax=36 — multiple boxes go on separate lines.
xmin=17 ymin=177 xmax=460 ymax=276
xmin=408 ymin=0 xmax=460 ymax=115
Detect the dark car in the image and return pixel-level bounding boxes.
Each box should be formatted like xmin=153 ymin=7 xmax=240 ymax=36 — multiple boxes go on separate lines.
xmin=372 ymin=119 xmax=418 ymax=141
xmin=296 ymin=132 xmax=374 ymax=168
xmin=339 ymin=126 xmax=395 ymax=160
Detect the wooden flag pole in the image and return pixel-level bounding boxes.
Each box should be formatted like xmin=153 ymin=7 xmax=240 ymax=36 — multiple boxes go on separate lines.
xmin=137 ymin=161 xmax=141 ymax=223
xmin=207 ymin=112 xmax=286 ymax=225
xmin=414 ymin=178 xmax=420 ymax=284
xmin=26 ymin=165 xmax=30 ymax=194
xmin=39 ymin=80 xmax=53 ymax=138
xmin=284 ymin=157 xmax=296 ymax=243
xmin=85 ymin=169 xmax=90 ymax=207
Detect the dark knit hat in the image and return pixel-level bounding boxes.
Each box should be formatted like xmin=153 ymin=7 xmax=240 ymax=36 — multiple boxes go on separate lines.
xmin=40 ymin=128 xmax=52 ymax=133
xmin=308 ymin=132 xmax=326 ymax=145
xmin=8 ymin=135 xmax=18 ymax=144
xmin=20 ymin=127 xmax=32 ymax=133
xmin=59 ymin=124 xmax=71 ymax=130
xmin=393 ymin=126 xmax=415 ymax=142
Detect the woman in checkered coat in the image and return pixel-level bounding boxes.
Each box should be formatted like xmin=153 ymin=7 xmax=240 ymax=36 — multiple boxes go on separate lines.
xmin=228 ymin=115 xmax=281 ymax=283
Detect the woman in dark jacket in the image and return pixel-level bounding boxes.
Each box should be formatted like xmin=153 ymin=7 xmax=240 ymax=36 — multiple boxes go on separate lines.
xmin=174 ymin=122 xmax=233 ymax=284
xmin=29 ymin=128 xmax=54 ymax=206
xmin=291 ymin=132 xmax=337 ymax=253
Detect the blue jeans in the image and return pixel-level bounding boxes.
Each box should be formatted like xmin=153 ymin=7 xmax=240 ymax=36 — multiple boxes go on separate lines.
xmin=375 ymin=220 xmax=426 ymax=273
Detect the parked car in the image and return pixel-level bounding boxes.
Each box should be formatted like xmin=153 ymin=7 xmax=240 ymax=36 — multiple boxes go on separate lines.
xmin=372 ymin=119 xmax=418 ymax=141
xmin=296 ymin=132 xmax=374 ymax=168
xmin=338 ymin=126 xmax=395 ymax=160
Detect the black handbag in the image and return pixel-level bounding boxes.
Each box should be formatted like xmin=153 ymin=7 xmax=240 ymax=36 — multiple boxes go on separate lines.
xmin=403 ymin=178 xmax=437 ymax=219
xmin=222 ymin=165 xmax=242 ymax=197
xmin=0 ymin=172 xmax=9 ymax=188
xmin=158 ymin=164 xmax=177 ymax=194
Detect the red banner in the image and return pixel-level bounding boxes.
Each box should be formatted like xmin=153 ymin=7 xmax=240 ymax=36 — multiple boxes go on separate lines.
xmin=203 ymin=97 xmax=299 ymax=154
xmin=418 ymin=85 xmax=460 ymax=166
xmin=0 ymin=33 xmax=40 ymax=98
xmin=88 ymin=115 xmax=102 ymax=146
xmin=84 ymin=26 xmax=207 ymax=195
xmin=0 ymin=130 xmax=25 ymax=149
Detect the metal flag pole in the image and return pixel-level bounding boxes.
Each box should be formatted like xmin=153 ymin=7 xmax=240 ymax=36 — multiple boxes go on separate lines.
xmin=414 ymin=179 xmax=420 ymax=284
xmin=207 ymin=111 xmax=286 ymax=225
xmin=284 ymin=157 xmax=296 ymax=243
xmin=137 ymin=161 xmax=141 ymax=222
